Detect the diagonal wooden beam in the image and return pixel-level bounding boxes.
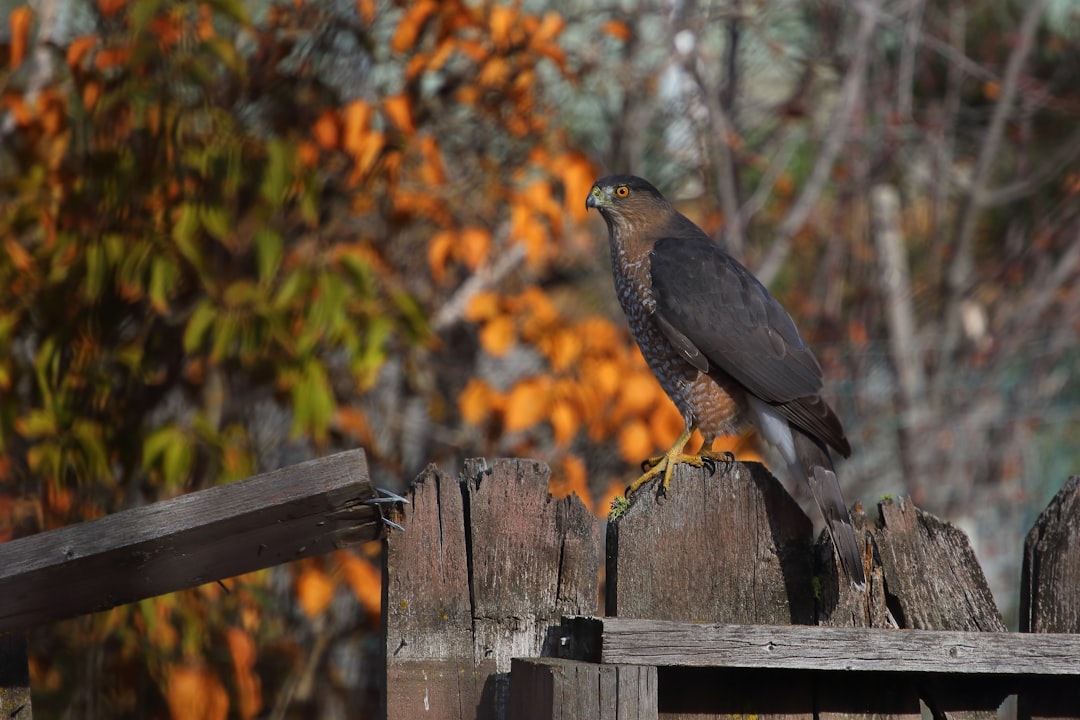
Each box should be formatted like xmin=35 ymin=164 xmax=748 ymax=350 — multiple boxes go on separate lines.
xmin=0 ymin=449 xmax=384 ymax=633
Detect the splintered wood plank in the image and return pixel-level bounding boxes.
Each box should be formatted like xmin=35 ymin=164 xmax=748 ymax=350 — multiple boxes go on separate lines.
xmin=606 ymin=461 xmax=816 ymax=625
xmin=0 ymin=634 xmax=30 ymax=720
xmin=591 ymin=618 xmax=1080 ymax=676
xmin=385 ymin=458 xmax=600 ymax=720
xmin=1019 ymin=476 xmax=1080 ymax=720
xmin=384 ymin=464 xmax=489 ymax=719
xmin=509 ymin=658 xmax=657 ymax=720
xmin=1021 ymin=476 xmax=1080 ymax=634
xmin=0 ymin=450 xmax=377 ymax=633
xmin=875 ymin=498 xmax=1005 ymax=633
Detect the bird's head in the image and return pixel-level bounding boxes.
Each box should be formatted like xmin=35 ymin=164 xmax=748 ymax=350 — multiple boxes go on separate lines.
xmin=586 ymin=175 xmax=666 ymax=233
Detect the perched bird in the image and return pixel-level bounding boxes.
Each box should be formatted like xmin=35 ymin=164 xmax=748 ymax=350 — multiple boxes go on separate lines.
xmin=587 ymin=174 xmax=864 ymax=585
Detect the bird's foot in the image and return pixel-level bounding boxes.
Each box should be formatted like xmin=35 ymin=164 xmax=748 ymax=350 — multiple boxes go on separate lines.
xmin=626 ymin=451 xmax=718 ymax=498
xmin=697 ymin=449 xmax=736 ymax=475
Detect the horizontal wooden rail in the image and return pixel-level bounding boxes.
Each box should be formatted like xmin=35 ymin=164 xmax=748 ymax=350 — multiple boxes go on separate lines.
xmin=562 ymin=616 xmax=1080 ymax=676
xmin=0 ymin=449 xmax=383 ymax=633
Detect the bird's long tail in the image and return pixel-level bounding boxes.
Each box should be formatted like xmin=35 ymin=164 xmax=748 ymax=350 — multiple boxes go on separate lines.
xmin=789 ymin=430 xmax=865 ymax=586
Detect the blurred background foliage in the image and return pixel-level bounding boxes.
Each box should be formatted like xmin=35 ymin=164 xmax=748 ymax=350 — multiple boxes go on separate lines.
xmin=1 ymin=0 xmax=1078 ymax=716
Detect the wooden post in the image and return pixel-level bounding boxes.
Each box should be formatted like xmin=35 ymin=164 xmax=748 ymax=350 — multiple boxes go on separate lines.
xmin=384 ymin=458 xmax=599 ymax=720
xmin=605 ymin=462 xmax=1010 ymax=719
xmin=0 ymin=633 xmax=30 ymax=719
xmin=606 ymin=461 xmax=817 ymax=625
xmin=1019 ymin=476 xmax=1080 ymax=720
xmin=0 ymin=449 xmax=380 ymax=633
xmin=509 ymin=658 xmax=657 ymax=720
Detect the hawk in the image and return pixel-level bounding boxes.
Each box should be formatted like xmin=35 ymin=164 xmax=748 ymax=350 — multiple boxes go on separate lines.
xmin=587 ymin=174 xmax=864 ymax=585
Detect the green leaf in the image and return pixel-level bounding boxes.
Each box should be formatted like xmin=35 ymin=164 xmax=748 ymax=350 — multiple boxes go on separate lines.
xmin=291 ymin=360 xmax=334 ymax=441
xmin=199 ymin=205 xmax=230 ymax=242
xmin=84 ymin=242 xmax=106 ymax=301
xmin=254 ymin=229 xmax=283 ymax=285
xmin=148 ymin=256 xmax=178 ymax=314
xmin=183 ymin=300 xmax=217 ymax=352
xmin=261 ymin=140 xmax=291 ymax=207
xmin=173 ymin=204 xmax=204 ymax=270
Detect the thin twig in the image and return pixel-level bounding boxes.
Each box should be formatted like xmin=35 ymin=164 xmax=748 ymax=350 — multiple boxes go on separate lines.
xmin=936 ymin=0 xmax=1050 ymax=391
xmin=756 ymin=0 xmax=884 ymax=286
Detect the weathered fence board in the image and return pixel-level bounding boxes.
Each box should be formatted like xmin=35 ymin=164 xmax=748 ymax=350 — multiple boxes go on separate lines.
xmin=509 ymin=658 xmax=657 ymax=720
xmin=563 ymin=616 xmax=1080 ymax=675
xmin=1020 ymin=475 xmax=1080 ymax=720
xmin=0 ymin=449 xmax=379 ymax=633
xmin=384 ymin=458 xmax=599 ymax=720
xmin=606 ymin=461 xmax=817 ymax=625
xmin=0 ymin=634 xmax=30 ymax=720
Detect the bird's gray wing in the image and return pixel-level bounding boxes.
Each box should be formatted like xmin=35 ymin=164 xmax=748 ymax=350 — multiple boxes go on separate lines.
xmin=649 ymin=234 xmax=850 ymax=457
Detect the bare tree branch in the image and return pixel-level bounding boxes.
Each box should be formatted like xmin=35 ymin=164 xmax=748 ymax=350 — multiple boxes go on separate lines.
xmin=936 ymin=0 xmax=1050 ymax=391
xmin=756 ymin=0 xmax=884 ymax=286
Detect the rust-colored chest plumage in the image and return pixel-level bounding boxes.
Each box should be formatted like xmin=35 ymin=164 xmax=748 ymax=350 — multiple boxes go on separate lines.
xmin=607 ymin=225 xmax=745 ymax=441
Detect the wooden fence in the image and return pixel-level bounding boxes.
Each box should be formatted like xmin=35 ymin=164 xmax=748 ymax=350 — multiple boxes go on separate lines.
xmin=385 ymin=460 xmax=1080 ymax=720
xmin=0 ymin=449 xmax=393 ymax=719
xmin=1 ymin=451 xmax=1077 ymax=719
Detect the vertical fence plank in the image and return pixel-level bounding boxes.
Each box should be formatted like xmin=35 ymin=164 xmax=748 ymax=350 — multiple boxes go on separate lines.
xmin=1019 ymin=476 xmax=1080 ymax=720
xmin=385 ymin=458 xmax=599 ymax=720
xmin=509 ymin=658 xmax=657 ymax=720
xmin=0 ymin=634 xmax=31 ymax=720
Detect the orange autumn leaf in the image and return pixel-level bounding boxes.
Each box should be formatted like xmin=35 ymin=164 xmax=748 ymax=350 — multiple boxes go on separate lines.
xmin=312 ymin=109 xmax=339 ymax=149
xmin=457 ymin=227 xmax=490 ymax=270
xmin=334 ymin=406 xmax=372 ymax=445
xmin=226 ymin=628 xmax=262 ymax=720
xmin=532 ymin=12 xmax=564 ymax=45
xmin=488 ymin=4 xmax=515 ymax=47
xmin=383 ymin=94 xmax=415 ymax=134
xmin=9 ymin=7 xmax=34 ymax=70
xmin=544 ymin=329 xmax=581 ymax=372
xmin=550 ymin=399 xmax=579 ymax=446
xmin=342 ymin=100 xmax=373 ymax=155
xmin=601 ymin=19 xmax=632 ymax=41
xmin=417 ymin=135 xmax=445 ymax=185
xmin=459 ymin=377 xmax=495 ymax=425
xmin=427 ymin=230 xmax=454 ymax=282
xmin=616 ymin=372 xmax=659 ymax=417
xmin=558 ymin=152 xmax=596 ymax=223
xmin=82 ymin=81 xmax=102 ymax=111
xmin=648 ymin=401 xmax=684 ymax=450
xmin=5 ymin=239 xmax=32 ymax=272
xmin=336 ymin=550 xmax=381 ymax=618
xmin=479 ymin=315 xmax=515 ymax=357
xmin=618 ymin=420 xmax=652 ymax=464
xmin=464 ymin=290 xmax=501 ymax=322
xmin=479 ymin=57 xmax=511 ymax=88
xmin=165 ymin=664 xmax=229 ymax=720
xmin=295 ymin=565 xmax=335 ymax=618
xmin=95 ymin=46 xmax=133 ymax=71
xmin=550 ymin=454 xmax=589 ymax=506
xmin=392 ymin=0 xmax=438 ymax=53
xmin=98 ymin=0 xmax=127 ymax=16
xmin=503 ymin=378 xmax=550 ymax=433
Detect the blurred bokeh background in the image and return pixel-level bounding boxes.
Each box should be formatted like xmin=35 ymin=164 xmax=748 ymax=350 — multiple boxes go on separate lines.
xmin=1 ymin=0 xmax=1078 ymax=716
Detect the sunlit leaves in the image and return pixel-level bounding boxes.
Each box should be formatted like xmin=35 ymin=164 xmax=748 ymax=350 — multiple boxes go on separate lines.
xmin=166 ymin=664 xmax=229 ymax=720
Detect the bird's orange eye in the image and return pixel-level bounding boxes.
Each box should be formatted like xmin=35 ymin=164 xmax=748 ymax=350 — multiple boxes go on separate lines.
xmin=615 ymin=185 xmax=629 ymax=198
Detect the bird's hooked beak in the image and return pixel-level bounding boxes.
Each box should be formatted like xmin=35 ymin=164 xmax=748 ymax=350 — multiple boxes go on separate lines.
xmin=586 ymin=184 xmax=609 ymax=211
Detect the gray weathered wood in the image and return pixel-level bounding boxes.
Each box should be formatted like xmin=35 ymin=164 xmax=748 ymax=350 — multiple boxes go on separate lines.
xmin=607 ymin=461 xmax=817 ymax=625
xmin=1021 ymin=476 xmax=1080 ymax=634
xmin=573 ymin=617 xmax=1080 ymax=675
xmin=0 ymin=449 xmax=378 ymax=633
xmin=1019 ymin=476 xmax=1080 ymax=720
xmin=385 ymin=458 xmax=599 ymax=720
xmin=873 ymin=498 xmax=1007 ymax=720
xmin=0 ymin=634 xmax=31 ymax=719
xmin=509 ymin=657 xmax=657 ymax=720
xmin=874 ymin=497 xmax=1005 ymax=633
